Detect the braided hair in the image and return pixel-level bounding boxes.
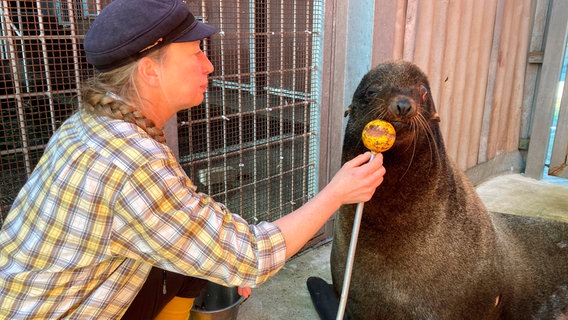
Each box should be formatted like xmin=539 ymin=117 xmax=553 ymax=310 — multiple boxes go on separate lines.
xmin=80 ymin=50 xmax=166 ymax=143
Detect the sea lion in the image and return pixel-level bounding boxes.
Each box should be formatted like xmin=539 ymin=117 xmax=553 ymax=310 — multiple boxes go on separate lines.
xmin=307 ymin=61 xmax=568 ymax=319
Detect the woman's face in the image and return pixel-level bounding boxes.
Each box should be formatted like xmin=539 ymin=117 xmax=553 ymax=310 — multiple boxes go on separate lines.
xmin=157 ymin=40 xmax=214 ymax=111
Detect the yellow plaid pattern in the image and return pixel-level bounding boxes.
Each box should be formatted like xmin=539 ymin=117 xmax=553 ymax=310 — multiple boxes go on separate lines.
xmin=0 ymin=111 xmax=286 ymax=319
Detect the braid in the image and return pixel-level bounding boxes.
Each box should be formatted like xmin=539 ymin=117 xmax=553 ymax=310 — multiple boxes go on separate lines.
xmin=81 ymin=61 xmax=166 ymax=143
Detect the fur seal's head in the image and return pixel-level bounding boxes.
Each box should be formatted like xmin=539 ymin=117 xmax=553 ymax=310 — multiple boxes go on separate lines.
xmin=343 ymin=61 xmax=441 ymax=161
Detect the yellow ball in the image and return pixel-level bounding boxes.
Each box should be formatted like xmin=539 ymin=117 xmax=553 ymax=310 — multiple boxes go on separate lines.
xmin=361 ymin=119 xmax=396 ymax=153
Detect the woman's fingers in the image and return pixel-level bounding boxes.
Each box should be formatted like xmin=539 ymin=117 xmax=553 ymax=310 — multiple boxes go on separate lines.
xmin=330 ymin=152 xmax=386 ymax=204
xmin=238 ymin=286 xmax=252 ymax=299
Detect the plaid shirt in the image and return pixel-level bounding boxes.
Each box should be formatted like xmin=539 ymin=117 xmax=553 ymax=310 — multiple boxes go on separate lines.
xmin=0 ymin=111 xmax=286 ymax=319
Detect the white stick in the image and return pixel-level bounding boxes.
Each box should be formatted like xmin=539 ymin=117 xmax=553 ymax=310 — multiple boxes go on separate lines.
xmin=336 ymin=153 xmax=375 ymax=320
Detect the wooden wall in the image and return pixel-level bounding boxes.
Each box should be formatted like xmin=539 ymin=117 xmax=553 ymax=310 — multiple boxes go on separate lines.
xmin=371 ymin=0 xmax=537 ymax=173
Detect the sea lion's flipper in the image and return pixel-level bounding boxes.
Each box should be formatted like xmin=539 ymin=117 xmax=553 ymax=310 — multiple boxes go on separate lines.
xmin=306 ymin=276 xmax=347 ymax=320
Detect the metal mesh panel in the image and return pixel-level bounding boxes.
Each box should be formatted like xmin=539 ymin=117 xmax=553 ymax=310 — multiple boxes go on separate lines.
xmin=0 ymin=0 xmax=323 ymax=227
xmin=181 ymin=1 xmax=322 ymax=223
xmin=0 ymin=0 xmax=97 ymax=224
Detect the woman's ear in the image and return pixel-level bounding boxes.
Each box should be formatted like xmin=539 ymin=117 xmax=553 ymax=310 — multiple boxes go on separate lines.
xmin=137 ymin=56 xmax=161 ymax=88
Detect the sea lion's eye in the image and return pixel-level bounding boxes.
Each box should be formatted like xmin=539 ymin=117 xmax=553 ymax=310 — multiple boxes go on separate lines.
xmin=366 ymin=88 xmax=379 ymax=99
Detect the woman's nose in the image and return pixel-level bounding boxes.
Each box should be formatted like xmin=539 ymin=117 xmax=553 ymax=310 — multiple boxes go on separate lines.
xmin=201 ymin=54 xmax=214 ymax=74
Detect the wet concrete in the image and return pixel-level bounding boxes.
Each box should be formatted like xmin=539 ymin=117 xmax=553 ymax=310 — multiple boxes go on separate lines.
xmin=236 ymin=173 xmax=568 ymax=319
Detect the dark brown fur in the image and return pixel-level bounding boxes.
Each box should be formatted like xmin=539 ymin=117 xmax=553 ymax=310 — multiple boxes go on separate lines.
xmin=329 ymin=61 xmax=568 ymax=319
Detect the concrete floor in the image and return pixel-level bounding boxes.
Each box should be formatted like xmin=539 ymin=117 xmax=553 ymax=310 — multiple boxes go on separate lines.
xmin=236 ymin=173 xmax=568 ymax=319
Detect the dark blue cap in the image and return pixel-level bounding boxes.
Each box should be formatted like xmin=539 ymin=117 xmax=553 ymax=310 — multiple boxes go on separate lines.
xmin=84 ymin=0 xmax=217 ymax=72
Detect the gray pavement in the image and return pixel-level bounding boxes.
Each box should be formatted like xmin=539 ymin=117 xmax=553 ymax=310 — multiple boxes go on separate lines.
xmin=236 ymin=173 xmax=568 ymax=319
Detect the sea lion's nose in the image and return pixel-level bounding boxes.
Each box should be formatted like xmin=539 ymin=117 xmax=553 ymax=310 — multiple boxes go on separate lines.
xmin=390 ymin=96 xmax=416 ymax=117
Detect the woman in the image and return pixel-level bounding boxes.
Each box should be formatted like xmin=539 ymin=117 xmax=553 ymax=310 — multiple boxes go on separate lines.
xmin=0 ymin=0 xmax=386 ymax=319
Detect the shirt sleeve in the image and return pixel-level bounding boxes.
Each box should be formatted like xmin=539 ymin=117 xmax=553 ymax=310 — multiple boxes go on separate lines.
xmin=110 ymin=156 xmax=287 ymax=287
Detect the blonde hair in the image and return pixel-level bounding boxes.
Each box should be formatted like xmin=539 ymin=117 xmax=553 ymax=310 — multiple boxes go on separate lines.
xmin=81 ymin=49 xmax=167 ymax=143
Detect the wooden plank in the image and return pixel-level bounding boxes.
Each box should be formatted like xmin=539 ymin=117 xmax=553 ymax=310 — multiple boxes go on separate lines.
xmin=506 ymin=1 xmax=532 ymax=152
xmin=402 ymin=0 xmax=419 ymax=61
xmin=413 ymin=0 xmax=434 ymax=70
xmin=453 ymin=0 xmax=474 ymax=169
xmin=479 ymin=0 xmax=506 ymax=163
xmin=527 ymin=51 xmax=544 ymax=63
xmin=372 ymin=0 xmax=399 ymax=64
xmin=438 ymin=0 xmax=461 ymax=142
xmin=487 ymin=0 xmax=515 ymax=159
xmin=525 ymin=0 xmax=568 ymax=179
xmin=468 ymin=0 xmax=499 ymax=168
xmin=521 ymin=0 xmax=550 ymax=144
xmin=425 ymin=0 xmax=449 ymax=109
xmin=392 ymin=0 xmax=407 ymax=60
xmin=501 ymin=0 xmax=529 ymax=153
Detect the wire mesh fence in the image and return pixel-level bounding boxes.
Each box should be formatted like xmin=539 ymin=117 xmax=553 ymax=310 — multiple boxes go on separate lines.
xmin=0 ymin=0 xmax=323 ymax=228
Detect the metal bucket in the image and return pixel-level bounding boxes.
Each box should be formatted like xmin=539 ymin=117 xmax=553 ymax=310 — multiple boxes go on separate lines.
xmin=189 ymin=282 xmax=245 ymax=320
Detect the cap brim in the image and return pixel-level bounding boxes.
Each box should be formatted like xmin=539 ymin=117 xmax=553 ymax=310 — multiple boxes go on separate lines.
xmin=174 ymin=21 xmax=217 ymax=42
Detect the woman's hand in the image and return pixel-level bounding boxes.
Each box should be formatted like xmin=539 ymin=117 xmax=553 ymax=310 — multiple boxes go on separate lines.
xmin=273 ymin=151 xmax=386 ymax=259
xmin=238 ymin=286 xmax=252 ymax=299
xmin=326 ymin=152 xmax=386 ymax=205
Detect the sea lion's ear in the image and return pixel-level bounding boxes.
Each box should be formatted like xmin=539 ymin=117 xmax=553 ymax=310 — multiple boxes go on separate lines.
xmin=344 ymin=106 xmax=351 ymax=117
xmin=430 ymin=112 xmax=441 ymax=122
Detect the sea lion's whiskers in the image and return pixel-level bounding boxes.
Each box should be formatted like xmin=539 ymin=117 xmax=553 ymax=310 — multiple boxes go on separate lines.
xmin=398 ymin=118 xmax=419 ymax=181
xmin=416 ymin=113 xmax=440 ymax=170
